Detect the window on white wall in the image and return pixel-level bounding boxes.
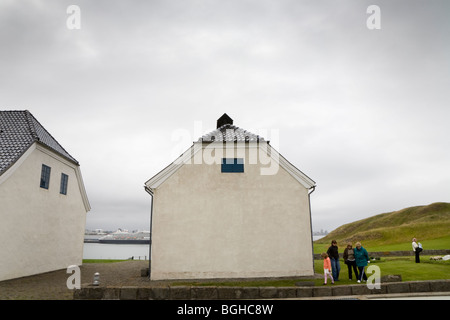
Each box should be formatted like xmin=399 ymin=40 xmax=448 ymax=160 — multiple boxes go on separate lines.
xmin=221 ymin=158 xmax=244 ymax=173
xmin=60 ymin=173 xmax=69 ymax=195
xmin=40 ymin=164 xmax=51 ymax=189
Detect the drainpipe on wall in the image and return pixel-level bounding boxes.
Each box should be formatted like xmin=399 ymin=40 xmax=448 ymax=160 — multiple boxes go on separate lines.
xmin=308 ymin=185 xmax=316 ymax=273
xmin=145 ymin=186 xmax=154 ymax=280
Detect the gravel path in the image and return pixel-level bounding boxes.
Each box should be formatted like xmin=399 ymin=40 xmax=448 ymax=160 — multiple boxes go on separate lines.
xmin=0 ymin=261 xmax=150 ymax=300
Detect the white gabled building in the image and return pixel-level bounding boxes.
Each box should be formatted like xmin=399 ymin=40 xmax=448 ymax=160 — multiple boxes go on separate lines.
xmin=0 ymin=110 xmax=90 ymax=281
xmin=144 ymin=114 xmax=316 ymax=280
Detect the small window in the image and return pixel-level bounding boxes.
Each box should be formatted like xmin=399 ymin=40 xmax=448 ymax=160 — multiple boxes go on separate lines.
xmin=40 ymin=164 xmax=51 ymax=189
xmin=60 ymin=173 xmax=69 ymax=195
xmin=221 ymin=158 xmax=244 ymax=173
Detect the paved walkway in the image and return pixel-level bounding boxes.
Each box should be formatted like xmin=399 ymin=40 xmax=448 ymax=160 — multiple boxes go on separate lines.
xmin=0 ymin=261 xmax=149 ymax=300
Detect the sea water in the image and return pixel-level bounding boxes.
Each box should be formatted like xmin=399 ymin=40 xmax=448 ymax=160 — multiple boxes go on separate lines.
xmin=83 ymin=242 xmax=150 ymax=260
xmin=84 ymin=235 xmax=324 ymax=260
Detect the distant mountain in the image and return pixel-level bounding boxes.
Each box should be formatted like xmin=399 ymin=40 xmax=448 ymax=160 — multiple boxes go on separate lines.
xmin=315 ymin=202 xmax=450 ymax=247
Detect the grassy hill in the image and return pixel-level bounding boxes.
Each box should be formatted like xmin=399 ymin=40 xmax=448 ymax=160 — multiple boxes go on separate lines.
xmin=314 ymin=202 xmax=450 ymax=252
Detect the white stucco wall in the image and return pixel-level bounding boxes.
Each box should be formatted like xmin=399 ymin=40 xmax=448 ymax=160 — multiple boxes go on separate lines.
xmin=0 ymin=144 xmax=88 ymax=281
xmin=149 ymin=144 xmax=314 ymax=280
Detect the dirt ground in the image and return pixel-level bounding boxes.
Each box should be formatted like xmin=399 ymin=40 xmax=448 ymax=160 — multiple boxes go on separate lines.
xmin=0 ymin=260 xmax=150 ymax=300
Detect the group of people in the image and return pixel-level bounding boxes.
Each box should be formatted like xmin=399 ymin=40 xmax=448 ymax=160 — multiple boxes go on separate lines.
xmin=321 ymin=237 xmax=424 ymax=285
xmin=321 ymin=240 xmax=370 ymax=285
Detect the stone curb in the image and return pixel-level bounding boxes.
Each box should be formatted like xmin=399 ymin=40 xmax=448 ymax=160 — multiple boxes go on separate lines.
xmin=74 ymin=279 xmax=450 ymax=300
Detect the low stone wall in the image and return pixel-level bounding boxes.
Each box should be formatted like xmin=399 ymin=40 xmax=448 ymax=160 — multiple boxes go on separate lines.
xmin=74 ymin=279 xmax=450 ymax=300
xmin=313 ymin=249 xmax=450 ymax=260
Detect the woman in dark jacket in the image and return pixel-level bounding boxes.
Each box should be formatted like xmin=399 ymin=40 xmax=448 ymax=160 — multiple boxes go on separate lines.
xmin=343 ymin=242 xmax=359 ymax=281
xmin=326 ymin=240 xmax=340 ymax=281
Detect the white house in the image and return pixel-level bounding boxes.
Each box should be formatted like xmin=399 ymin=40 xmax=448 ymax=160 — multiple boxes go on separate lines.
xmin=0 ymin=110 xmax=90 ymax=281
xmin=144 ymin=114 xmax=316 ymax=280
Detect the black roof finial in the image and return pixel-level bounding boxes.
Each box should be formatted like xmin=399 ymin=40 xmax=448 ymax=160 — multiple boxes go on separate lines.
xmin=216 ymin=113 xmax=233 ymax=128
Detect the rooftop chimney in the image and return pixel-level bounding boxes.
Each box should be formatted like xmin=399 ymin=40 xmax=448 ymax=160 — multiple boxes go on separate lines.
xmin=216 ymin=113 xmax=233 ymax=128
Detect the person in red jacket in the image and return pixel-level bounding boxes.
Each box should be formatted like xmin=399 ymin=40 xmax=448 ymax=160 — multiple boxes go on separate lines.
xmin=321 ymin=252 xmax=334 ymax=285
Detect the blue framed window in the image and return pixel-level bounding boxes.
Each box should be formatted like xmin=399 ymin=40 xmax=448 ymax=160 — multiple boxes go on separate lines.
xmin=60 ymin=173 xmax=69 ymax=195
xmin=221 ymin=158 xmax=244 ymax=173
xmin=40 ymin=164 xmax=51 ymax=189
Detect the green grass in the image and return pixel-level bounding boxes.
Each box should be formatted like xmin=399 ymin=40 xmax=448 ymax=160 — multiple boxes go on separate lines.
xmin=314 ymin=255 xmax=450 ymax=284
xmin=169 ymin=255 xmax=450 ymax=287
xmin=362 ymin=235 xmax=450 ymax=252
xmin=315 ymin=202 xmax=450 ymax=250
xmin=82 ymin=259 xmax=126 ymax=263
xmin=314 ymin=235 xmax=450 ymax=254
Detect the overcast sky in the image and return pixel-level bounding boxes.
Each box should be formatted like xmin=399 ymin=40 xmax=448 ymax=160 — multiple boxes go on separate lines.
xmin=1 ymin=0 xmax=449 ymax=232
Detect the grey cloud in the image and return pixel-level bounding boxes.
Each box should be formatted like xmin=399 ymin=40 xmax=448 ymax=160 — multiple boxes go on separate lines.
xmin=1 ymin=0 xmax=449 ymax=232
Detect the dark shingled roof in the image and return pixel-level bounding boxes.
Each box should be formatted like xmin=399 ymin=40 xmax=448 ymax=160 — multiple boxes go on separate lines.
xmin=200 ymin=113 xmax=263 ymax=143
xmin=199 ymin=123 xmax=264 ymax=143
xmin=198 ymin=113 xmax=264 ymax=142
xmin=0 ymin=110 xmax=78 ymax=176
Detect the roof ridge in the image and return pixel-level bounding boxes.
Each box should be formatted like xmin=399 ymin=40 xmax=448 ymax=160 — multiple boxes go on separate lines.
xmin=27 ymin=111 xmax=79 ymax=164
xmin=0 ymin=110 xmax=79 ymax=173
xmin=200 ymin=123 xmax=263 ymax=143
xmin=24 ymin=110 xmax=39 ymax=141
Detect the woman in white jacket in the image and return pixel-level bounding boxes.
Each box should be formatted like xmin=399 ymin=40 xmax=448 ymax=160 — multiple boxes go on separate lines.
xmin=412 ymin=238 xmax=422 ymax=263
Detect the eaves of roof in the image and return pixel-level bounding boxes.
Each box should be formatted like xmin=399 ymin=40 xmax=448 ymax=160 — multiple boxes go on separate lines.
xmin=144 ymin=141 xmax=316 ymax=191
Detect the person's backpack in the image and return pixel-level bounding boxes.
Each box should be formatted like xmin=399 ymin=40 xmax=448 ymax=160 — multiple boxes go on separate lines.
xmin=417 ymin=242 xmax=423 ymax=252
